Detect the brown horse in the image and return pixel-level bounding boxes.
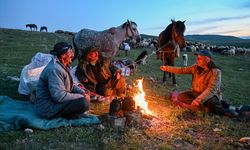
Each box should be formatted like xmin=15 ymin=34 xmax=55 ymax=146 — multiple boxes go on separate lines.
xmin=157 ymin=20 xmax=186 ymax=85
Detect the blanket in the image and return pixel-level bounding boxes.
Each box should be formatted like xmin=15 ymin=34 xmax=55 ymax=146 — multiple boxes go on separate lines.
xmin=0 ymin=96 xmax=100 ymax=132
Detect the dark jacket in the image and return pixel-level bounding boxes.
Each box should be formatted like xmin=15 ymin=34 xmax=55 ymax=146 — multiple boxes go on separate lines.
xmin=75 ymin=57 xmax=118 ymax=92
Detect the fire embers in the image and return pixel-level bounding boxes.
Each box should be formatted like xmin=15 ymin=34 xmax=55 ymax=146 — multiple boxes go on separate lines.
xmin=108 ymin=79 xmax=156 ymax=128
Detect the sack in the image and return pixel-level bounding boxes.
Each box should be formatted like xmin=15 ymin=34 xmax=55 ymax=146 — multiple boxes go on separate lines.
xmin=70 ymin=66 xmax=81 ymax=84
xmin=18 ymin=52 xmax=53 ymax=95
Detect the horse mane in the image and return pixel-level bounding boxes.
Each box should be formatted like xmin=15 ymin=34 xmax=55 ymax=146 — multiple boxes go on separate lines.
xmin=160 ymin=23 xmax=174 ymax=44
xmin=174 ymin=20 xmax=186 ymax=34
xmin=159 ymin=20 xmax=186 ymax=46
xmin=122 ymin=21 xmax=137 ymax=28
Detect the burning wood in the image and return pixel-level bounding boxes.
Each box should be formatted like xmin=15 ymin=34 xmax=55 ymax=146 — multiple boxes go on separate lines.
xmin=107 ymin=79 xmax=156 ymax=128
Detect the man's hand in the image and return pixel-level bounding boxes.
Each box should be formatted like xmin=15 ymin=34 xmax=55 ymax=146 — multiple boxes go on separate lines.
xmin=115 ymin=69 xmax=122 ymax=79
xmin=160 ymin=65 xmax=168 ymax=71
xmin=84 ymin=92 xmax=91 ymax=103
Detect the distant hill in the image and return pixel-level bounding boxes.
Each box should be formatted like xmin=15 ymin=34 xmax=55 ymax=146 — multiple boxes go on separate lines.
xmin=140 ymin=34 xmax=157 ymax=39
xmin=140 ymin=33 xmax=250 ymax=48
xmin=185 ymin=34 xmax=250 ymax=48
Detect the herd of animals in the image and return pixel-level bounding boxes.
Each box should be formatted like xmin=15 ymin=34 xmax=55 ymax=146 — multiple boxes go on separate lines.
xmin=25 ymin=20 xmax=248 ymax=85
xmin=26 ymin=24 xmax=47 ymax=32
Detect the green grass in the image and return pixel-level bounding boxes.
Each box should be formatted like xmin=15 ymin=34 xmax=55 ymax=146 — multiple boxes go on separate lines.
xmin=0 ymin=28 xmax=250 ymax=149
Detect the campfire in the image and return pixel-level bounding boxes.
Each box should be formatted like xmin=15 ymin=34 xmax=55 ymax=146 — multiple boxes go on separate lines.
xmin=133 ymin=79 xmax=155 ymax=116
xmin=108 ymin=78 xmax=156 ymax=128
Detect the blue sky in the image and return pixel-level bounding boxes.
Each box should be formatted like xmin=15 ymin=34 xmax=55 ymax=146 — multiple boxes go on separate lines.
xmin=0 ymin=0 xmax=250 ymax=38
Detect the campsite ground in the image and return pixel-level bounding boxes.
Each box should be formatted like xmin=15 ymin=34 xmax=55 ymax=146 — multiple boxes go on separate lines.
xmin=0 ymin=28 xmax=250 ymax=149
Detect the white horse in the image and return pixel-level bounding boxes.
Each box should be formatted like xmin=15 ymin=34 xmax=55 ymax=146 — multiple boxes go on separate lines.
xmin=73 ymin=20 xmax=140 ymax=59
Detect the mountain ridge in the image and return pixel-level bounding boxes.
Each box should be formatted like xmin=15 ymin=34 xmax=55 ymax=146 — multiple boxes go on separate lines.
xmin=1 ymin=28 xmax=249 ymax=48
xmin=140 ymin=33 xmax=250 ymax=48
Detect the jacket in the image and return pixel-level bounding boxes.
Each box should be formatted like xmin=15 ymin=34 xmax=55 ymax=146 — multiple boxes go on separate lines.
xmin=75 ymin=57 xmax=117 ymax=91
xmin=35 ymin=57 xmax=85 ymax=118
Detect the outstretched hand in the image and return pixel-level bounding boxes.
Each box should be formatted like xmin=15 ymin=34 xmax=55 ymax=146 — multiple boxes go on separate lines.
xmin=160 ymin=65 xmax=167 ymax=71
xmin=115 ymin=69 xmax=122 ymax=79
xmin=191 ymin=98 xmax=202 ymax=107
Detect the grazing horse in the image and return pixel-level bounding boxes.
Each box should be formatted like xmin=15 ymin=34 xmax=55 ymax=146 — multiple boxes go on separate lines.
xmin=157 ymin=20 xmax=186 ymax=85
xmin=40 ymin=26 xmax=48 ymax=32
xmin=26 ymin=24 xmax=37 ymax=31
xmin=73 ymin=20 xmax=140 ymax=60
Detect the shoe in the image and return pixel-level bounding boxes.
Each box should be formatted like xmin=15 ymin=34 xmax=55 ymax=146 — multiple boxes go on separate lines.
xmin=221 ymin=100 xmax=230 ymax=109
xmin=237 ymin=105 xmax=250 ymax=117
xmin=224 ymin=109 xmax=239 ymax=118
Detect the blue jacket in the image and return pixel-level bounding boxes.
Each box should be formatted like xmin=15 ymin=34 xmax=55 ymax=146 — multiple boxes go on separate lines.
xmin=35 ymin=57 xmax=85 ymax=118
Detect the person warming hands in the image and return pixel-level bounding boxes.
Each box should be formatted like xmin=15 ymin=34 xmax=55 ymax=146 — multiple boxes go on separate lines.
xmin=75 ymin=46 xmax=126 ymax=99
xmin=160 ymin=50 xmax=236 ymax=116
xmin=35 ymin=42 xmax=90 ymax=119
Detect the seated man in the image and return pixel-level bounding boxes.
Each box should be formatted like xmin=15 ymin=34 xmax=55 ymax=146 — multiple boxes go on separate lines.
xmin=75 ymin=46 xmax=126 ymax=98
xmin=35 ymin=42 xmax=90 ymax=119
xmin=160 ymin=50 xmax=236 ymax=116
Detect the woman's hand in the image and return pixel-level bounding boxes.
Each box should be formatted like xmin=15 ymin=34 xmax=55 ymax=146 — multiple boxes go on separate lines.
xmin=191 ymin=98 xmax=202 ymax=107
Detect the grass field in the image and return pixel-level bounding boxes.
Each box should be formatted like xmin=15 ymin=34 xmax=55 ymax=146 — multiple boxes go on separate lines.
xmin=0 ymin=28 xmax=250 ymax=149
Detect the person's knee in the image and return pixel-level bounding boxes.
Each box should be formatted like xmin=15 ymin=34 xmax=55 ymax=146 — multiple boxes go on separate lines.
xmin=78 ymin=97 xmax=90 ymax=112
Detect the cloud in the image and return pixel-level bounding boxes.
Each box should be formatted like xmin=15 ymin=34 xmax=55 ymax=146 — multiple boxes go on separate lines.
xmin=188 ymin=26 xmax=219 ymax=33
xmin=211 ymin=29 xmax=242 ymax=35
xmin=189 ymin=15 xmax=250 ymax=26
xmin=186 ymin=26 xmax=241 ymax=35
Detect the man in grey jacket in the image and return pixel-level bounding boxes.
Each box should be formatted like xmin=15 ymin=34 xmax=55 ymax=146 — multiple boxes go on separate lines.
xmin=35 ymin=42 xmax=90 ymax=119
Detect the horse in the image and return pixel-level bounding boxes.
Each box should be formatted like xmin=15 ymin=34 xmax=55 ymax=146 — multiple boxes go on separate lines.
xmin=26 ymin=24 xmax=37 ymax=31
xmin=40 ymin=26 xmax=48 ymax=32
xmin=157 ymin=20 xmax=186 ymax=85
xmin=73 ymin=20 xmax=140 ymax=60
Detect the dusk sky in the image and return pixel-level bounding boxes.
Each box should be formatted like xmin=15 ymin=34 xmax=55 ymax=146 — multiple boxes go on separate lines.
xmin=0 ymin=0 xmax=250 ymax=38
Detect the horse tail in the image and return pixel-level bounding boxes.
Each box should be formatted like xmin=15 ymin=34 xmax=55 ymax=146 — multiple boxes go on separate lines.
xmin=72 ymin=36 xmax=79 ymax=61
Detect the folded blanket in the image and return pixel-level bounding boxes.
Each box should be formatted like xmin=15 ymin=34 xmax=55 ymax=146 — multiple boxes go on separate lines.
xmin=0 ymin=96 xmax=100 ymax=132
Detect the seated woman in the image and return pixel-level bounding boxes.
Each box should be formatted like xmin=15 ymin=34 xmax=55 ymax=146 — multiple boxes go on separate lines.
xmin=160 ymin=50 xmax=237 ymax=117
xmin=75 ymin=46 xmax=126 ymax=98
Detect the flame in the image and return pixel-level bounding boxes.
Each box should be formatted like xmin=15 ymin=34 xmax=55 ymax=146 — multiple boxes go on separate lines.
xmin=133 ymin=79 xmax=155 ymax=116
